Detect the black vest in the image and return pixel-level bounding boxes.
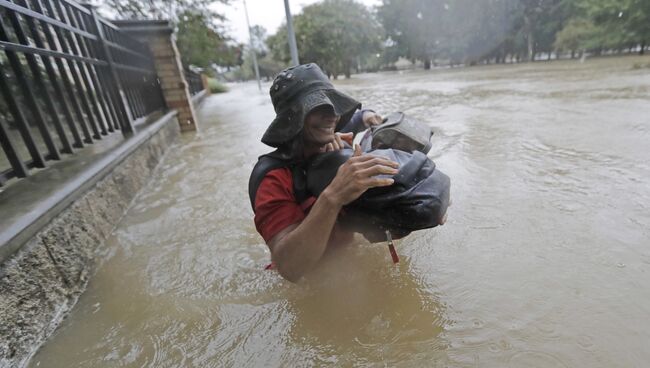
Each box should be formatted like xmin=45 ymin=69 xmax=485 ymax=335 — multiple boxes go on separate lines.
xmin=248 ymin=150 xmax=309 ymax=211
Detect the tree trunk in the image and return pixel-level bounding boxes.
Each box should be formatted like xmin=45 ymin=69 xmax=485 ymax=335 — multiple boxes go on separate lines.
xmin=571 ymin=49 xmax=575 ymax=59
xmin=640 ymin=41 xmax=646 ymax=55
xmin=547 ymin=52 xmax=551 ymax=61
xmin=424 ymin=59 xmax=431 ymax=70
xmin=524 ymin=14 xmax=534 ymax=62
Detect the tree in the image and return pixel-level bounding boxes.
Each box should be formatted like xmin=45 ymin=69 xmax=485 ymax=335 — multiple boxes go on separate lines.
xmin=175 ymin=11 xmax=227 ymax=68
xmin=553 ymin=18 xmax=600 ymax=56
xmin=577 ymin=0 xmax=650 ymax=54
xmin=99 ymin=0 xmax=240 ymax=68
xmin=267 ymin=0 xmax=383 ymax=78
xmin=250 ymin=25 xmax=268 ymax=56
xmin=378 ymin=0 xmax=520 ymax=67
xmin=239 ymin=26 xmax=283 ymax=81
xmin=378 ymin=0 xmax=444 ymax=69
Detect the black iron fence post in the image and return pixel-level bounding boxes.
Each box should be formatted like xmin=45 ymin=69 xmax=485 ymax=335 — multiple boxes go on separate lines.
xmin=0 ymin=0 xmax=171 ymax=186
xmin=85 ymin=5 xmax=134 ymax=134
xmin=0 ymin=14 xmax=60 ymax=161
xmin=0 ymin=116 xmax=27 ymax=183
xmin=0 ymin=62 xmax=46 ymax=170
xmin=17 ymin=0 xmax=84 ymax=149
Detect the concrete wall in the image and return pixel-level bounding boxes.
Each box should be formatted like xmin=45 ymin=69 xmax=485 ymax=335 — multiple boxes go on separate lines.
xmin=191 ymin=90 xmax=208 ymax=108
xmin=0 ymin=114 xmax=180 ymax=368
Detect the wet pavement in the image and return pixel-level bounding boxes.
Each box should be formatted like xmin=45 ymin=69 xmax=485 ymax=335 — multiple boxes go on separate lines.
xmin=31 ymin=56 xmax=650 ymax=367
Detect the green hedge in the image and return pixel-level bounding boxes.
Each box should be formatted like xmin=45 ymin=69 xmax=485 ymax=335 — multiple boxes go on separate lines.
xmin=207 ymin=78 xmax=228 ymax=94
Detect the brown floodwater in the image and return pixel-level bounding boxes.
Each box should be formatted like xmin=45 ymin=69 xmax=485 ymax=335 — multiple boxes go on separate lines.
xmin=30 ymin=56 xmax=650 ymax=367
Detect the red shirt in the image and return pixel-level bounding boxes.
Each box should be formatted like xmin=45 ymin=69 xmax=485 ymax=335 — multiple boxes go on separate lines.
xmin=254 ymin=168 xmax=316 ymax=243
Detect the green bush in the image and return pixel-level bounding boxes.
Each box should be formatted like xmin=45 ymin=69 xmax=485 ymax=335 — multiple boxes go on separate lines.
xmin=207 ymin=78 xmax=228 ymax=94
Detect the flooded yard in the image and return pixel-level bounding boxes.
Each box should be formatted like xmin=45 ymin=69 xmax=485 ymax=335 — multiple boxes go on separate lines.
xmin=31 ymin=56 xmax=650 ymax=367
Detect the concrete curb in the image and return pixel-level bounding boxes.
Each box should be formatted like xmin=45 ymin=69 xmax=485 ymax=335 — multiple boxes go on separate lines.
xmin=0 ymin=111 xmax=179 ymax=263
xmin=191 ymin=89 xmax=208 ymax=108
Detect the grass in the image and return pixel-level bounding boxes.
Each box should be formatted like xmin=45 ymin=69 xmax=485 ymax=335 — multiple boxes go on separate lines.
xmin=207 ymin=78 xmax=229 ymax=94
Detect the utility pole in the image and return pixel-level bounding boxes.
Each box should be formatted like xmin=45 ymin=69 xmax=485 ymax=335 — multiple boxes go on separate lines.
xmin=243 ymin=0 xmax=262 ymax=91
xmin=283 ymin=0 xmax=300 ymax=66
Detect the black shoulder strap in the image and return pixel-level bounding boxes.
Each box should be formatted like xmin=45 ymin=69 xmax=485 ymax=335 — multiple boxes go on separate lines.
xmin=248 ymin=151 xmax=309 ymax=211
xmin=290 ymin=164 xmax=309 ymax=204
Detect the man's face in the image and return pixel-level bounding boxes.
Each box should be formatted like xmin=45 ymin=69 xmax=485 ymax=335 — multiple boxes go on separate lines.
xmin=303 ymin=105 xmax=340 ymax=146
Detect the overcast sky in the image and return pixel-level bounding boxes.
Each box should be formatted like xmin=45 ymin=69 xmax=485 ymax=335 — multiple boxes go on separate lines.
xmin=214 ymin=0 xmax=381 ymax=43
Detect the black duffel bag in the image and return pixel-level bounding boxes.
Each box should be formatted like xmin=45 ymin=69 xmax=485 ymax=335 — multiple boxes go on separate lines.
xmin=306 ymin=148 xmax=451 ymax=243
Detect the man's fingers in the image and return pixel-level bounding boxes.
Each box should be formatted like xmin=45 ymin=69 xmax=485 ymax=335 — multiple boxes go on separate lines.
xmin=334 ymin=134 xmax=344 ymax=150
xmin=439 ymin=212 xmax=448 ymax=225
xmin=364 ymin=112 xmax=383 ymax=126
xmin=340 ymin=132 xmax=353 ymax=145
xmin=325 ymin=143 xmax=334 ymax=152
xmin=357 ymin=164 xmax=399 ymax=178
xmin=361 ymin=177 xmax=395 ymax=188
xmin=353 ymin=156 xmax=399 ymax=169
xmin=353 ymin=144 xmax=362 ymax=157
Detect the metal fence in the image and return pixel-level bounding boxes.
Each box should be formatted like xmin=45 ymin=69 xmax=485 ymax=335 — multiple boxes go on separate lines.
xmin=0 ymin=0 xmax=167 ymax=186
xmin=184 ymin=68 xmax=203 ymax=96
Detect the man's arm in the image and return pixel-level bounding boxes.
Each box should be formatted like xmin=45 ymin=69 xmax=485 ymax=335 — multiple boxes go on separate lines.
xmin=267 ymin=191 xmax=342 ymax=282
xmin=268 ymin=145 xmax=399 ymax=282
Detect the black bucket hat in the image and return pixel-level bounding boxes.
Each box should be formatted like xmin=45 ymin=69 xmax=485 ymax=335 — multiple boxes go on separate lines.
xmin=262 ymin=63 xmax=361 ymax=147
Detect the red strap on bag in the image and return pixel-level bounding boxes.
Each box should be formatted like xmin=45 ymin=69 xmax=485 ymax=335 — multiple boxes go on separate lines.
xmin=386 ymin=230 xmax=399 ymax=263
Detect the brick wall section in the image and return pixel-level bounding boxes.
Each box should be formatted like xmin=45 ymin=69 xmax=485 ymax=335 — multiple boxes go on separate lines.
xmin=115 ymin=21 xmax=198 ymax=132
xmin=151 ymin=34 xmax=198 ymax=132
xmin=201 ymin=74 xmax=211 ymax=95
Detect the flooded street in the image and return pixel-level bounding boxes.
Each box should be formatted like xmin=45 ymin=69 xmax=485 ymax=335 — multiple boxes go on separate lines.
xmin=31 ymin=56 xmax=650 ymax=367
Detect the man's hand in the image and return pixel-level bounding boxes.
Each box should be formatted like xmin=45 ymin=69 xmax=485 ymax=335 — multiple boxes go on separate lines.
xmin=324 ymin=132 xmax=353 ymax=152
xmin=322 ymin=144 xmax=399 ymax=206
xmin=362 ymin=111 xmax=383 ymax=128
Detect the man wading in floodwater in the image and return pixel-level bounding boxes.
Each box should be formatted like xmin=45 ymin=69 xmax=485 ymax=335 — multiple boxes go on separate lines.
xmin=248 ymin=63 xmax=397 ymax=282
